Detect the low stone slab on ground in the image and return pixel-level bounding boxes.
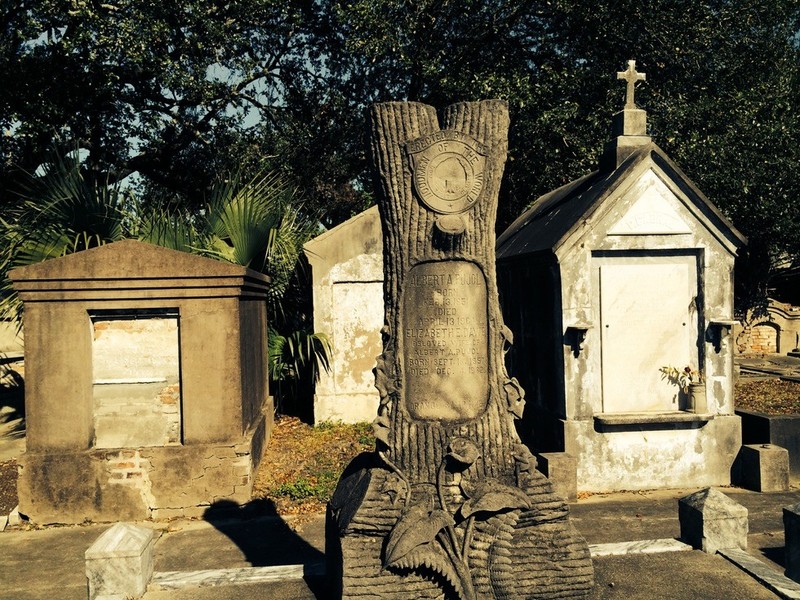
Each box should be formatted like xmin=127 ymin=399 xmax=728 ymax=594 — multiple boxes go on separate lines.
xmin=720 ymin=548 xmax=800 ymax=599
xmin=589 ymin=551 xmax=782 ymax=600
xmin=151 ymin=562 xmax=324 ymax=591
xmin=588 ymin=538 xmax=691 ymax=557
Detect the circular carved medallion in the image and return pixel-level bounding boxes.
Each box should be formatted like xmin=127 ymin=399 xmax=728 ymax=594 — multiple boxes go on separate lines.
xmin=407 ymin=131 xmax=488 ymax=214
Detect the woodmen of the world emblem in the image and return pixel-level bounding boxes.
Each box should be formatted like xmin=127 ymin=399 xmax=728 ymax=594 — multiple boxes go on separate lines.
xmin=406 ymin=130 xmax=488 ymax=215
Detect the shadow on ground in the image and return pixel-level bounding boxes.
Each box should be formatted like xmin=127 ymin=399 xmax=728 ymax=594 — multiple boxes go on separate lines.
xmin=760 ymin=545 xmax=786 ymax=569
xmin=203 ymin=498 xmax=329 ymax=598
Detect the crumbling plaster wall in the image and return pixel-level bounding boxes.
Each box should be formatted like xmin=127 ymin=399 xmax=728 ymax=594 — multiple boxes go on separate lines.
xmin=735 ymin=300 xmax=800 ymax=355
xmin=305 ymin=207 xmax=384 ymax=423
xmin=18 ymin=418 xmax=266 ymax=524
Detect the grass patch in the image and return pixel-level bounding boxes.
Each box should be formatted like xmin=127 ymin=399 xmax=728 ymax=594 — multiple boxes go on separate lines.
xmin=254 ymin=378 xmax=800 ymax=515
xmin=252 ymin=416 xmax=374 ymax=514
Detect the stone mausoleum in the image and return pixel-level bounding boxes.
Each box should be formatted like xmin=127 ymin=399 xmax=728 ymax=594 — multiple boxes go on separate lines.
xmin=497 ymin=62 xmax=747 ymax=492
xmin=735 ymin=298 xmax=800 ymax=355
xmin=10 ymin=240 xmax=272 ymax=523
xmin=304 ymin=206 xmax=384 ymax=423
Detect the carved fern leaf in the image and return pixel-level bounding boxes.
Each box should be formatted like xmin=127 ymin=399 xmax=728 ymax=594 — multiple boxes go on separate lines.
xmin=460 ymin=479 xmax=531 ymax=519
xmin=389 ymin=541 xmax=467 ymax=599
xmin=372 ymin=413 xmax=391 ymax=445
xmin=384 ymin=504 xmax=454 ymax=568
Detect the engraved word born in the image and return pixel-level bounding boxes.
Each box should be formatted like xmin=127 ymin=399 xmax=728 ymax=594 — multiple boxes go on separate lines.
xmin=407 ymin=130 xmax=488 ymax=214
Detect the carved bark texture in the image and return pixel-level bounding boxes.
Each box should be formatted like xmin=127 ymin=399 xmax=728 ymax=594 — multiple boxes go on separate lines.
xmin=370 ymin=100 xmax=513 ymax=484
xmin=328 ymin=101 xmax=593 ymax=599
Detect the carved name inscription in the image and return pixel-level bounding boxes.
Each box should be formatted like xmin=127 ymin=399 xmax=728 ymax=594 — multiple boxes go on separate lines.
xmin=402 ymin=260 xmax=488 ymax=421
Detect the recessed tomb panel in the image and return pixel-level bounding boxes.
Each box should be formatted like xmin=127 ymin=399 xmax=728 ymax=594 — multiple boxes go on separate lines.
xmin=91 ymin=309 xmax=181 ymax=448
xmin=402 ymin=260 xmax=488 ymax=421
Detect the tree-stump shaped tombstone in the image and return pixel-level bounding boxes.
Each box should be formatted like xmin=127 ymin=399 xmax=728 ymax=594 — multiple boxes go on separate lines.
xmin=327 ymin=100 xmax=593 ymax=599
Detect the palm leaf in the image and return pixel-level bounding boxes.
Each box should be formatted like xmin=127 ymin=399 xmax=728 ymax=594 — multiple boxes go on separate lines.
xmin=136 ymin=207 xmax=203 ymax=253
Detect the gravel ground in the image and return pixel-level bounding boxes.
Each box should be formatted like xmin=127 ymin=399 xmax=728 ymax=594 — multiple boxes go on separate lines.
xmin=0 ymin=460 xmax=17 ymax=515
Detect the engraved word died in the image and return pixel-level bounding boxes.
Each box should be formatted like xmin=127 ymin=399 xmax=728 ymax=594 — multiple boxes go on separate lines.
xmin=407 ymin=130 xmax=488 ymax=214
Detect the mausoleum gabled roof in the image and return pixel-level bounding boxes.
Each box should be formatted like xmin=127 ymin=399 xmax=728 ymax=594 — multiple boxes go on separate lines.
xmin=304 ymin=205 xmax=380 ymax=259
xmin=303 ymin=205 xmax=382 ymax=279
xmin=497 ymin=141 xmax=747 ymax=261
xmin=9 ymin=239 xmax=271 ymax=302
xmin=498 ymin=61 xmax=746 ymax=262
xmin=9 ymin=238 xmax=268 ymax=281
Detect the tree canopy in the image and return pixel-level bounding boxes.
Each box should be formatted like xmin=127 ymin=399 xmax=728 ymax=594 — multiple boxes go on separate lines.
xmin=2 ymin=0 xmax=799 ymax=310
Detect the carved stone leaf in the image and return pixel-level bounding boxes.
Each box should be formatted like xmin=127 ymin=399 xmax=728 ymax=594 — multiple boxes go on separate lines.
xmin=503 ymin=377 xmax=526 ymax=419
xmin=459 ymin=479 xmax=531 ymax=519
xmin=501 ymin=324 xmax=514 ymax=351
xmin=372 ymin=413 xmax=391 ymax=446
xmin=380 ymin=474 xmax=407 ymax=505
xmin=388 ymin=541 xmax=467 ymax=600
xmin=512 ymin=443 xmax=535 ymax=473
xmin=445 ymin=438 xmax=480 ymax=470
xmin=384 ymin=505 xmax=455 ymax=568
xmin=374 ymin=355 xmax=395 ymax=397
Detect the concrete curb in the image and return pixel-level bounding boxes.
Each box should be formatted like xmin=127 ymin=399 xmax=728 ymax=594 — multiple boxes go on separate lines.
xmin=150 ymin=562 xmax=326 ymax=591
xmin=588 ymin=538 xmax=692 ymax=557
xmin=146 ymin=539 xmax=693 ymax=593
xmin=719 ymin=548 xmax=800 ymax=600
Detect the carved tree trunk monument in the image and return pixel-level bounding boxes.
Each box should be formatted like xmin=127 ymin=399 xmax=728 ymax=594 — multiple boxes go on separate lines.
xmin=327 ymin=100 xmax=593 ymax=599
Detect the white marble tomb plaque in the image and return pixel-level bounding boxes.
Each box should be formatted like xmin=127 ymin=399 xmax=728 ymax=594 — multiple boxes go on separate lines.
xmin=402 ymin=261 xmax=489 ymax=421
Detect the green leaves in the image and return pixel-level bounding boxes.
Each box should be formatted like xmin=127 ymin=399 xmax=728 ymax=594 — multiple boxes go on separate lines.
xmin=3 ymin=0 xmax=799 ymax=316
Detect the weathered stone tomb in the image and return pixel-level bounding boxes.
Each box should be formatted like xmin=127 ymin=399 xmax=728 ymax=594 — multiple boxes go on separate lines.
xmin=497 ymin=62 xmax=746 ymax=492
xmin=10 ymin=240 xmax=272 ymax=523
xmin=327 ymin=101 xmax=593 ymax=598
xmin=304 ymin=205 xmax=384 ymax=423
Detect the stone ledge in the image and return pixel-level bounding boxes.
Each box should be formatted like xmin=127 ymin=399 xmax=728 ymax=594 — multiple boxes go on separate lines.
xmin=150 ymin=562 xmax=325 ymax=590
xmin=588 ymin=538 xmax=692 ymax=557
xmin=719 ymin=547 xmax=800 ymax=599
xmin=594 ymin=411 xmax=715 ymax=426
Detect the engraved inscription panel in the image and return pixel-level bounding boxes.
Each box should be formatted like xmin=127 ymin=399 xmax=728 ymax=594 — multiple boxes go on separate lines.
xmin=403 ymin=261 xmax=488 ymax=421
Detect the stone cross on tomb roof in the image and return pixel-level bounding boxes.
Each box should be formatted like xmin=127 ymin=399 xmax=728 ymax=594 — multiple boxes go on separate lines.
xmin=617 ymin=59 xmax=646 ymax=108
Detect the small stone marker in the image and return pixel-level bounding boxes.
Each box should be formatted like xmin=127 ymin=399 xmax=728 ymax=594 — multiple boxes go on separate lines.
xmin=537 ymin=452 xmax=578 ymax=501
xmin=327 ymin=101 xmax=593 ymax=598
xmin=784 ymin=502 xmax=800 ymax=582
xmin=739 ymin=443 xmax=790 ymax=492
xmin=85 ymin=522 xmax=158 ymax=600
xmin=679 ymin=488 xmax=748 ymax=554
